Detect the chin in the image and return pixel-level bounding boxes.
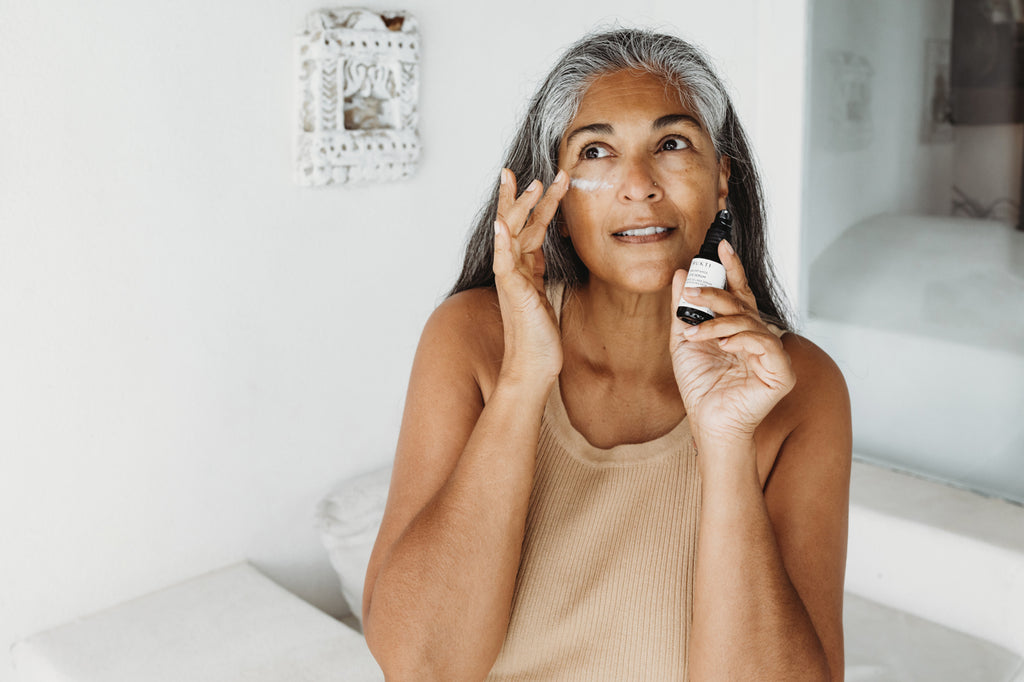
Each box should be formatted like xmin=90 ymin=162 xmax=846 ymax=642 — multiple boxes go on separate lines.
xmin=617 ymin=265 xmax=677 ymax=294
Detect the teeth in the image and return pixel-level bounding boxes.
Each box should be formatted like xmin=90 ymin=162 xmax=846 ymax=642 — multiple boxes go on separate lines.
xmin=616 ymin=226 xmax=668 ymax=236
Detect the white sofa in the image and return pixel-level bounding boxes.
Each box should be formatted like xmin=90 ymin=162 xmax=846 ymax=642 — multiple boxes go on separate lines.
xmin=12 ymin=460 xmax=1024 ymax=681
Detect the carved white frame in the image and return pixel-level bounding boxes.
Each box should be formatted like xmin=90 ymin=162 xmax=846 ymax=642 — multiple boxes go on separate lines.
xmin=295 ymin=9 xmax=420 ymax=186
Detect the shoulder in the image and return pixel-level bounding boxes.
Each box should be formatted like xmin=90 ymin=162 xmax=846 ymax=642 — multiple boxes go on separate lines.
xmin=760 ymin=331 xmax=852 ymax=484
xmin=419 ymin=287 xmax=505 ymax=397
xmin=424 ymin=287 xmax=504 ymax=350
xmin=424 ymin=287 xmax=502 ymax=338
xmin=755 ymin=331 xmax=851 ymax=483
xmin=780 ymin=332 xmax=850 ymax=424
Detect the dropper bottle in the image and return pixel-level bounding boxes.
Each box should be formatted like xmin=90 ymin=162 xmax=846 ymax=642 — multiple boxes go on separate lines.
xmin=676 ymin=209 xmax=733 ymax=325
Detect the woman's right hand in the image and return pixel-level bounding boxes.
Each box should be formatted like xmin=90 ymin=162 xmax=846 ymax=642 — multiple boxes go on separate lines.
xmin=492 ymin=167 xmax=570 ymax=388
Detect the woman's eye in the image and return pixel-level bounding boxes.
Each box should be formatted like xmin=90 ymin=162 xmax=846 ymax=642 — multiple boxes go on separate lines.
xmin=581 ymin=145 xmax=610 ymax=160
xmin=660 ymin=137 xmax=690 ymax=152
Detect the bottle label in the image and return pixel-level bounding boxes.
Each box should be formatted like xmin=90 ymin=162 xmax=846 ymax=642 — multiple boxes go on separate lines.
xmin=678 ymin=258 xmax=727 ymax=317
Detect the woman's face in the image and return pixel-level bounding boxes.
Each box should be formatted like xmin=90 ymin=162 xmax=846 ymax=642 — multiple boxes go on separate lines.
xmin=557 ymin=69 xmax=730 ymax=294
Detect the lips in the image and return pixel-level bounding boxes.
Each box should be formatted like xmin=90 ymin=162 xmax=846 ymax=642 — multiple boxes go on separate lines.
xmin=611 ymin=225 xmax=676 ymax=243
xmin=614 ymin=226 xmax=670 ymax=237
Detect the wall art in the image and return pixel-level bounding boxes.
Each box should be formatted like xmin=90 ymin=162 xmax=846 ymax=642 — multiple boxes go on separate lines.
xmin=295 ymin=9 xmax=419 ymax=186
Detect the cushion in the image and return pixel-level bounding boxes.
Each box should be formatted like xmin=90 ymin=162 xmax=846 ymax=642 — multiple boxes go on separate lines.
xmin=315 ymin=464 xmax=392 ymax=627
xmin=10 ymin=562 xmax=384 ymax=682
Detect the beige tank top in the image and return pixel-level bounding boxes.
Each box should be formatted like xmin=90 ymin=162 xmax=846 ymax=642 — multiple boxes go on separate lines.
xmin=486 ymin=284 xmax=702 ymax=681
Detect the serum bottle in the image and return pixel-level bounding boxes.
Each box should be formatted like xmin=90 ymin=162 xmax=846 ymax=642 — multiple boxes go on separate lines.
xmin=676 ymin=209 xmax=733 ymax=325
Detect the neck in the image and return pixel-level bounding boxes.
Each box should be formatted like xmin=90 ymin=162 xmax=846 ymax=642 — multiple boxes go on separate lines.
xmin=562 ymin=279 xmax=676 ymax=383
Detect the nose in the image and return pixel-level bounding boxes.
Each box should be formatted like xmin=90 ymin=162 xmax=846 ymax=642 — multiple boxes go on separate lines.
xmin=619 ymin=158 xmax=663 ymax=202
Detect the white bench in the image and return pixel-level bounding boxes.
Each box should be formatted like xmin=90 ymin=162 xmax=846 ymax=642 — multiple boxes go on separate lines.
xmin=10 ymin=563 xmax=383 ymax=682
xmin=843 ymin=461 xmax=1024 ymax=681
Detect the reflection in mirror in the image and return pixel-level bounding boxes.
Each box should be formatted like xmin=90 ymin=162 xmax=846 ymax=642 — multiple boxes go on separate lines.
xmin=803 ymin=3 xmax=1024 ymax=674
xmin=803 ymin=0 xmax=1024 ymax=505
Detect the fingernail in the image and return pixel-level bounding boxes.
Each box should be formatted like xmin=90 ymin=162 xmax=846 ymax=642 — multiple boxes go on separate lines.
xmin=525 ymin=179 xmax=541 ymax=193
xmin=554 ymin=169 xmax=566 ymax=184
xmin=684 ymin=325 xmax=700 ymax=336
xmin=500 ymin=169 xmax=508 ymax=185
xmin=684 ymin=287 xmax=701 ymax=297
xmin=494 ymin=220 xmax=501 ymax=235
xmin=722 ymin=239 xmax=734 ymax=255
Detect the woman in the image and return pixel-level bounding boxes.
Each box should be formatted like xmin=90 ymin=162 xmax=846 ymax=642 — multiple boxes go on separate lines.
xmin=363 ymin=28 xmax=851 ymax=681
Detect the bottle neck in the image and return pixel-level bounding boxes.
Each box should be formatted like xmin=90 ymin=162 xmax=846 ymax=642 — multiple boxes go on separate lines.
xmin=697 ymin=224 xmax=731 ymax=262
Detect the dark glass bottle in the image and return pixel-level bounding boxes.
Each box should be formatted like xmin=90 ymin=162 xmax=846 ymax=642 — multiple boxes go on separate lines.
xmin=676 ymin=209 xmax=733 ymax=325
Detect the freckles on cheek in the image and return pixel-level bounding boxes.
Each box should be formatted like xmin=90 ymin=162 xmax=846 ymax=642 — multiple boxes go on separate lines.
xmin=559 ymin=191 xmax=600 ymax=239
xmin=561 ymin=169 xmax=615 ymax=223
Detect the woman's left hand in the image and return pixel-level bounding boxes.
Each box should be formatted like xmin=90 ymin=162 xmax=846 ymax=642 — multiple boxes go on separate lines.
xmin=670 ymin=239 xmax=796 ymax=447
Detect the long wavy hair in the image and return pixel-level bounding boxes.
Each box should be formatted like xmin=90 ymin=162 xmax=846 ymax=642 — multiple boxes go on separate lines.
xmin=448 ymin=28 xmax=793 ymax=330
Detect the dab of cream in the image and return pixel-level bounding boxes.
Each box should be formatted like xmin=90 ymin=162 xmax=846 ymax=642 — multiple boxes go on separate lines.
xmin=569 ymin=178 xmax=613 ymax=192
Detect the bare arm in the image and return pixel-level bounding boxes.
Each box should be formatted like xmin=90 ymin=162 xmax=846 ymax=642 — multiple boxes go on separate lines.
xmin=362 ymin=305 xmax=551 ymax=679
xmin=362 ymin=170 xmax=569 ymax=680
xmin=688 ymin=340 xmax=850 ymax=680
xmin=760 ymin=337 xmax=851 ymax=681
xmin=672 ymin=243 xmax=851 ymax=680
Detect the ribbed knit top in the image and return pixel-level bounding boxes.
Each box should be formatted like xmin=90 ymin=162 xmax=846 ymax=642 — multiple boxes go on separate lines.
xmin=486 ymin=284 xmax=702 ymax=681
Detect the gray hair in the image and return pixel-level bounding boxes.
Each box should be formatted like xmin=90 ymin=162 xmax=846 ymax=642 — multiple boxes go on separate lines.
xmin=449 ymin=28 xmax=792 ymax=330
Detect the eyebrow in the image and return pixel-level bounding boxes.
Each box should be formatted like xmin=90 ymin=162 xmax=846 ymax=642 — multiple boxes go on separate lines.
xmin=564 ymin=114 xmax=703 ymax=147
xmin=564 ymin=123 xmax=613 ymax=147
xmin=654 ymin=114 xmax=702 ymax=131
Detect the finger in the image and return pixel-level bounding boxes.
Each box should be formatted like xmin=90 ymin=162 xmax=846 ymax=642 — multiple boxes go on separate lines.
xmin=519 ymin=170 xmax=569 ymax=253
xmin=717 ymin=331 xmax=795 ymax=390
xmin=671 ymin=269 xmax=688 ymax=320
xmin=680 ymin=312 xmax=766 ymax=342
xmin=719 ymin=239 xmax=758 ymax=311
xmin=492 ymin=218 xmax=519 ymax=281
xmin=679 ymin=285 xmax=749 ymax=319
xmin=670 ymin=269 xmax=698 ymax=339
xmin=717 ymin=329 xmax=780 ymax=356
xmin=496 ymin=168 xmax=517 ymax=225
xmin=505 ymin=179 xmax=545 ymax=236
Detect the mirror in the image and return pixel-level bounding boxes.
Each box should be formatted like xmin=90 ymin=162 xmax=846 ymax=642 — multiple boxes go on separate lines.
xmin=803 ymin=0 xmax=1024 ymax=504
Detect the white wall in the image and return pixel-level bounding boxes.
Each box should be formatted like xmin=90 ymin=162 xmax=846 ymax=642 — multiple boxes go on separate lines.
xmin=0 ymin=1 xmax=806 ymax=677
xmin=752 ymin=2 xmax=810 ymax=317
xmin=802 ymin=0 xmax=954 ymax=311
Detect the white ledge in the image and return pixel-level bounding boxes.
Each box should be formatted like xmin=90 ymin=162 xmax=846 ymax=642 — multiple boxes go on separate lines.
xmin=846 ymin=459 xmax=1024 ymax=657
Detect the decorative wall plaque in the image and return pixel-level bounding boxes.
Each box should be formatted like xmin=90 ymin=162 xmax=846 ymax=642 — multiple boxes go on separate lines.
xmin=295 ymin=9 xmax=420 ymax=186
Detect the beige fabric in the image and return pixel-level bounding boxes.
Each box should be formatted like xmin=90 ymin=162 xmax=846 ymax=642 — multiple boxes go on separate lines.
xmin=486 ymin=284 xmax=702 ymax=681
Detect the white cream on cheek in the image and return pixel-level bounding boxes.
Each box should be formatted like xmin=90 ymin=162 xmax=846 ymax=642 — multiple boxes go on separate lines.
xmin=569 ymin=177 xmax=614 ymax=192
